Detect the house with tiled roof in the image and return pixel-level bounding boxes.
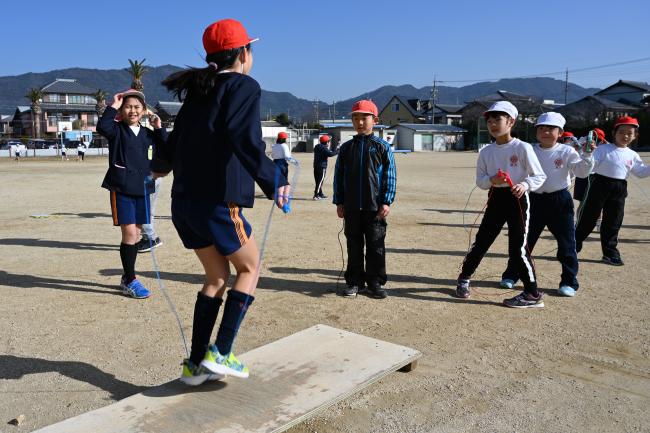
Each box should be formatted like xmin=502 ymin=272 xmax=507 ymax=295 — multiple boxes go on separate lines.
xmin=595 ymin=80 xmax=650 ymax=107
xmin=154 ymin=101 xmax=182 ymax=128
xmin=557 ymin=95 xmax=638 ymax=127
xmin=11 ymin=78 xmax=99 ymax=137
xmin=379 ymin=96 xmax=463 ymax=126
xmin=379 ymin=95 xmax=427 ymax=125
xmin=458 ymin=91 xmax=556 ymax=146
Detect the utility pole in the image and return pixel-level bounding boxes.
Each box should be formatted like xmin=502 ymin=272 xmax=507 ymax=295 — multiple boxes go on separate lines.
xmin=314 ymin=98 xmax=320 ymax=125
xmin=564 ymin=68 xmax=569 ymax=105
xmin=430 ymin=75 xmax=438 ymax=124
xmin=332 ymin=101 xmax=336 ymax=120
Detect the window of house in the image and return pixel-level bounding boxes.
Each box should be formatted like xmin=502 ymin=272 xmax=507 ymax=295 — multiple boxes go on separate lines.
xmin=48 ymin=112 xmax=62 ymax=127
xmin=69 ymin=95 xmax=84 ymax=104
xmin=421 ymin=134 xmax=433 ymax=151
xmin=47 ymin=94 xmax=60 ymax=103
xmin=86 ymin=114 xmax=98 ymax=126
xmin=392 ymin=103 xmax=400 ymax=112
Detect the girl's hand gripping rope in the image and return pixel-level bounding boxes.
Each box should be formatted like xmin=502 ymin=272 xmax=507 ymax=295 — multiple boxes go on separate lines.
xmin=275 ymin=185 xmax=291 ymax=210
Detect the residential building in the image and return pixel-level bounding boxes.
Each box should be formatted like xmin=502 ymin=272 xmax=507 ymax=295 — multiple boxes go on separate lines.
xmin=11 ymin=78 xmax=98 ymax=137
xmin=379 ymin=96 xmax=464 ymax=126
xmin=154 ymin=101 xmax=182 ymax=128
xmin=595 ymin=80 xmax=650 ymax=107
xmin=557 ymin=96 xmax=638 ymax=129
xmin=459 ymin=91 xmax=555 ymax=147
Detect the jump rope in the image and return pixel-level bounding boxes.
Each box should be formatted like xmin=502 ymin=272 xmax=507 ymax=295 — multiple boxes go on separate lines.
xmin=143 ymin=158 xmax=301 ymax=358
xmin=459 ymin=133 xmax=619 ymax=296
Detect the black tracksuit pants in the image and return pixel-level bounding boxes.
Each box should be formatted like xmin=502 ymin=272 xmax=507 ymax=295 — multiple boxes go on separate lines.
xmin=314 ymin=165 xmax=326 ymax=197
xmin=461 ymin=187 xmax=538 ymax=293
xmin=575 ymin=174 xmax=627 ymax=259
xmin=502 ymin=189 xmax=579 ymax=289
xmin=344 ymin=210 xmax=387 ymax=288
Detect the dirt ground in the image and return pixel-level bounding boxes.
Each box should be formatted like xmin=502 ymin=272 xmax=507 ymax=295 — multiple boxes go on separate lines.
xmin=1 ymin=152 xmax=649 ymax=433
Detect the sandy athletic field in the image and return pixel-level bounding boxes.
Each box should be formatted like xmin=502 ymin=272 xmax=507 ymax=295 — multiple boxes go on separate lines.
xmin=1 ymin=152 xmax=649 ymax=432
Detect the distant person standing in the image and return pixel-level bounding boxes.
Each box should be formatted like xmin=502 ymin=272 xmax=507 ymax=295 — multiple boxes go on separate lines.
xmin=313 ymin=135 xmax=338 ymax=200
xmin=12 ymin=143 xmax=21 ymax=161
xmin=61 ymin=142 xmax=68 ymax=161
xmin=77 ymin=141 xmax=86 ymax=161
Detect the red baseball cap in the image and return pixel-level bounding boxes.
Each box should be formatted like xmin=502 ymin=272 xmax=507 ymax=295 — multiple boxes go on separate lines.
xmin=560 ymin=131 xmax=574 ymax=138
xmin=614 ymin=116 xmax=639 ymax=129
xmin=277 ymin=131 xmax=288 ymax=139
xmin=351 ymin=100 xmax=378 ymax=117
xmin=593 ymin=128 xmax=606 ymax=142
xmin=319 ymin=135 xmax=330 ymax=143
xmin=203 ymin=19 xmax=259 ymax=54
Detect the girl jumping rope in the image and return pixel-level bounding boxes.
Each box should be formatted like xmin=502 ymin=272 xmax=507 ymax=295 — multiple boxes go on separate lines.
xmin=156 ymin=18 xmax=290 ymax=385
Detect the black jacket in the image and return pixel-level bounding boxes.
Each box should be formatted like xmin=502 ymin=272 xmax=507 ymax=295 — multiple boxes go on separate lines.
xmin=333 ymin=134 xmax=397 ymax=211
xmin=313 ymin=143 xmax=339 ymax=168
xmin=97 ymin=107 xmax=169 ymax=196
xmin=156 ymin=73 xmax=287 ymax=207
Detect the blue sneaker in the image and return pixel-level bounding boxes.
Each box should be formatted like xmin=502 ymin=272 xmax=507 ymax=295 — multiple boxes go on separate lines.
xmin=500 ymin=279 xmax=515 ymax=289
xmin=558 ymin=285 xmax=576 ymax=297
xmin=120 ymin=277 xmax=151 ymax=299
xmin=201 ymin=345 xmax=249 ymax=378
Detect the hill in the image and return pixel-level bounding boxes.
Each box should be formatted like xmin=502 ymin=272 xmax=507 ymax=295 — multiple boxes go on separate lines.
xmin=0 ymin=67 xmax=599 ymax=120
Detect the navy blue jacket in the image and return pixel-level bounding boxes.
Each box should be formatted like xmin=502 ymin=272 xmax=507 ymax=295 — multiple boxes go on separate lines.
xmin=333 ymin=134 xmax=397 ymax=211
xmin=97 ymin=107 xmax=169 ymax=196
xmin=157 ymin=73 xmax=287 ymax=207
xmin=314 ymin=143 xmax=339 ymax=168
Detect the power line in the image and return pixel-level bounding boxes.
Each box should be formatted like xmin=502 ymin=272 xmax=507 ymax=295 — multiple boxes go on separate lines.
xmin=437 ymin=56 xmax=650 ymax=84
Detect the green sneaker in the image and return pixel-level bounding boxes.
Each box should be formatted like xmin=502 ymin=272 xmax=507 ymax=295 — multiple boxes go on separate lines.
xmin=180 ymin=358 xmax=224 ymax=386
xmin=200 ymin=345 xmax=249 ymax=378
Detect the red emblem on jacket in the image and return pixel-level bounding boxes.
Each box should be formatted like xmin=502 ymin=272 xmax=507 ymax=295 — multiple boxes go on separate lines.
xmin=510 ymin=154 xmax=519 ymax=167
xmin=554 ymin=158 xmax=563 ymax=169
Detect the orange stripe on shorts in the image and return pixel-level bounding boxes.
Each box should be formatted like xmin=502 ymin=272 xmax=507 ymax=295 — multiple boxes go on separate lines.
xmin=228 ymin=202 xmax=248 ymax=245
xmin=110 ymin=191 xmax=119 ymax=226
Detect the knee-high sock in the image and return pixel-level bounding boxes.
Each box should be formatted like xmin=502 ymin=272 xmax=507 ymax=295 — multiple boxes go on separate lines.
xmin=119 ymin=243 xmax=138 ymax=282
xmin=189 ymin=292 xmax=223 ymax=365
xmin=215 ymin=290 xmax=254 ymax=355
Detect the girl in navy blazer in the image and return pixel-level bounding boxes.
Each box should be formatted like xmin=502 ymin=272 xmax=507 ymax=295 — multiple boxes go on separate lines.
xmin=156 ymin=19 xmax=289 ymax=385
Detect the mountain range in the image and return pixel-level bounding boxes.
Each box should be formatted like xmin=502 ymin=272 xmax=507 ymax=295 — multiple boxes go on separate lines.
xmin=0 ymin=66 xmax=600 ymax=120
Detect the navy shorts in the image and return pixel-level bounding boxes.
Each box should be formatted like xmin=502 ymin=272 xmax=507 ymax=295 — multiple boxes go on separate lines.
xmin=171 ymin=197 xmax=252 ymax=256
xmin=110 ymin=191 xmax=150 ymax=226
xmin=274 ymin=159 xmax=289 ymax=179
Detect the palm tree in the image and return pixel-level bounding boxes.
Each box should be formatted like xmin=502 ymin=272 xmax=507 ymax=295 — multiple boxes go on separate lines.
xmin=26 ymin=88 xmax=44 ymax=138
xmin=93 ymin=89 xmax=107 ymax=115
xmin=127 ymin=58 xmax=147 ymax=91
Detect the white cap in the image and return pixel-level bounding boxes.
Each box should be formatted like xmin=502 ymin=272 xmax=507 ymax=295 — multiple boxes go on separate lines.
xmin=535 ymin=112 xmax=565 ymax=129
xmin=483 ymin=101 xmax=518 ymax=119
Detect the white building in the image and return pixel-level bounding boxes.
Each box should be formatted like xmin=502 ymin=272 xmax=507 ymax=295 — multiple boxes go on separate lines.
xmin=394 ymin=123 xmax=466 ymax=151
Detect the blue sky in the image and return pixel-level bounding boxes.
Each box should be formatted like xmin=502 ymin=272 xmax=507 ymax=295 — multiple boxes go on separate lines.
xmin=2 ymin=0 xmax=649 ymax=100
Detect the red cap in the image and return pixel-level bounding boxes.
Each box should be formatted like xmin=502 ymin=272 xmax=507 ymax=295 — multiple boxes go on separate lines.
xmin=614 ymin=116 xmax=639 ymax=129
xmin=351 ymin=100 xmax=378 ymax=117
xmin=560 ymin=131 xmax=574 ymax=138
xmin=203 ymin=19 xmax=259 ymax=54
xmin=593 ymin=128 xmax=606 ymax=142
xmin=277 ymin=131 xmax=288 ymax=139
xmin=319 ymin=135 xmax=330 ymax=143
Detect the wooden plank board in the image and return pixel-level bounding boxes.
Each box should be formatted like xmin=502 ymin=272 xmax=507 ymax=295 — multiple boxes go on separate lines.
xmin=34 ymin=324 xmax=421 ymax=433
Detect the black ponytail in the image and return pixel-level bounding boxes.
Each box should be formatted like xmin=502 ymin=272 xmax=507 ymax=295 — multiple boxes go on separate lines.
xmin=162 ymin=44 xmax=251 ymax=101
